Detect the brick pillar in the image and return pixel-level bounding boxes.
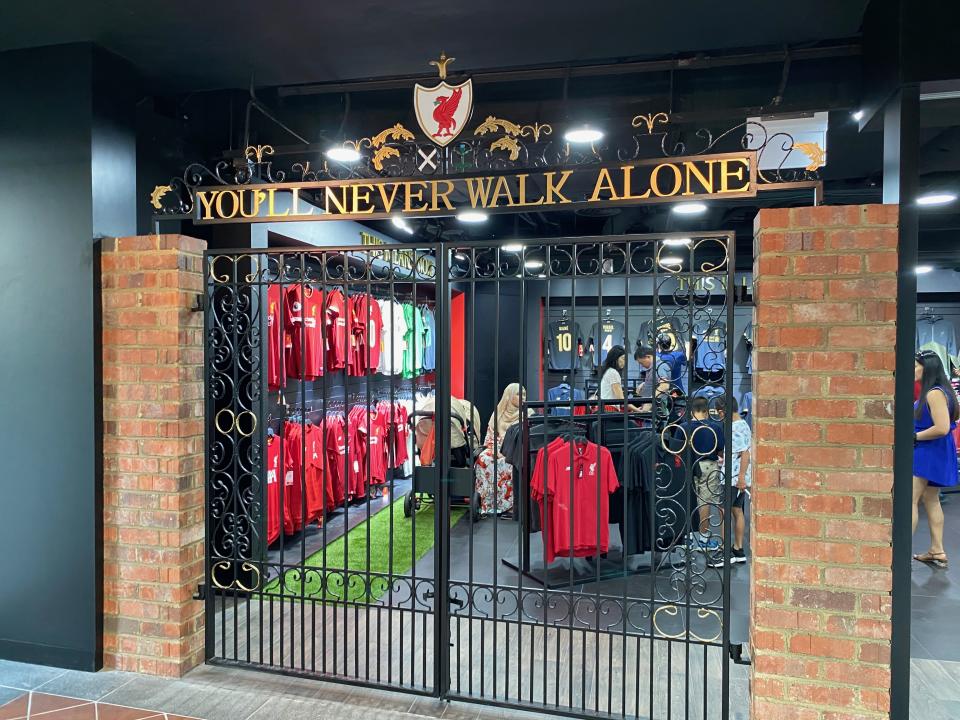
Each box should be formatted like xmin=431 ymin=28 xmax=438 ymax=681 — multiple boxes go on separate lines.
xmin=101 ymin=234 xmax=207 ymax=677
xmin=750 ymin=205 xmax=899 ymax=719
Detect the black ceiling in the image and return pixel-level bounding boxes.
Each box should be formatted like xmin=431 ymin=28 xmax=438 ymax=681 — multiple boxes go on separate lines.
xmin=1 ymin=1 xmax=869 ymax=92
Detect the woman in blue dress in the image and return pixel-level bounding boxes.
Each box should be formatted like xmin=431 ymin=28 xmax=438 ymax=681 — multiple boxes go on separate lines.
xmin=913 ymin=351 xmax=960 ymax=569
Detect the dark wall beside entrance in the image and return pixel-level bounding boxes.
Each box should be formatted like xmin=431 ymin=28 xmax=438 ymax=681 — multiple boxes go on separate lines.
xmin=0 ymin=44 xmax=136 ymax=671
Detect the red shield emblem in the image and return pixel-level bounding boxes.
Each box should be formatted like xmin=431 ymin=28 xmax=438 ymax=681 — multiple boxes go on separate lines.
xmin=413 ymin=79 xmax=474 ymax=147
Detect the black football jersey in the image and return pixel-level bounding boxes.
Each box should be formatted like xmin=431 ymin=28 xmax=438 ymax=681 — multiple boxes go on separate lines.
xmin=638 ymin=317 xmax=686 ymax=351
xmin=546 ymin=320 xmax=582 ymax=371
xmin=589 ymin=320 xmax=625 ymax=365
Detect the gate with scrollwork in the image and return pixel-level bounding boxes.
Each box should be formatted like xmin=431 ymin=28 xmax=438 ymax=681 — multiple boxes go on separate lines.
xmin=203 ymin=233 xmax=738 ymax=719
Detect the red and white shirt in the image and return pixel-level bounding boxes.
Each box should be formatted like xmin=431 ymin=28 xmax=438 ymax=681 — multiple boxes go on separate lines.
xmin=266 ymin=434 xmax=293 ymax=545
xmin=325 ymin=289 xmax=348 ymax=372
xmin=284 ymin=285 xmax=325 ymax=381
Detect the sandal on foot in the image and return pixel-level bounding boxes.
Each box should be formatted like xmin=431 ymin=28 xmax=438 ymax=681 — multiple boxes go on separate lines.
xmin=914 ymin=551 xmax=949 ymax=569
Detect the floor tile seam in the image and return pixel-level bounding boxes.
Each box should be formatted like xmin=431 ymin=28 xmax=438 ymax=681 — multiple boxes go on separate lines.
xmin=0 ymin=669 xmax=68 ymax=694
xmin=40 ymin=688 xmax=201 ymax=720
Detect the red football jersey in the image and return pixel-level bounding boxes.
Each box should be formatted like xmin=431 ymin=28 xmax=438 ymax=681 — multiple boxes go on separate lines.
xmin=347 ymin=406 xmax=368 ymax=498
xmin=284 ymin=285 xmax=324 ymax=381
xmin=266 ymin=434 xmax=292 ymax=545
xmin=303 ymin=423 xmax=330 ymax=517
xmin=267 ymin=285 xmax=285 ymax=391
xmin=366 ymin=406 xmax=390 ymax=484
xmin=282 ymin=423 xmax=305 ymax=534
xmin=325 ymin=416 xmax=347 ymax=506
xmin=347 ymin=294 xmax=382 ymax=375
xmin=325 ymin=289 xmax=348 ymax=372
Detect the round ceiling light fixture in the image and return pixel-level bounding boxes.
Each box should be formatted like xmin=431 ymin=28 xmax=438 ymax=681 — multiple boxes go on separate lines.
xmin=916 ymin=265 xmax=934 ymax=274
xmin=672 ymin=202 xmax=707 ymax=215
xmin=325 ymin=146 xmax=361 ymax=163
xmin=917 ymin=192 xmax=957 ymax=207
xmin=524 ymin=259 xmax=544 ymax=269
xmin=564 ymin=125 xmax=604 ymax=144
xmin=663 ymin=237 xmax=692 ymax=246
xmin=501 ymin=243 xmax=525 ymax=253
xmin=659 ymin=255 xmax=684 ymax=266
xmin=391 ymin=217 xmax=414 ymax=234
xmin=457 ymin=210 xmax=488 ymax=223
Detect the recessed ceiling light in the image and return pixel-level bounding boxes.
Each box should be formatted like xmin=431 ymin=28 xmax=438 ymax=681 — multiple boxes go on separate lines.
xmin=917 ymin=192 xmax=957 ymax=207
xmin=457 ymin=210 xmax=488 ymax=223
xmin=538 ymin=273 xmax=547 ymax=278
xmin=501 ymin=243 xmax=525 ymax=252
xmin=564 ymin=126 xmax=604 ymax=144
xmin=663 ymin=237 xmax=692 ymax=246
xmin=391 ymin=217 xmax=414 ymax=234
xmin=916 ymin=265 xmax=934 ymax=274
xmin=524 ymin=259 xmax=544 ymax=269
xmin=672 ymin=203 xmax=707 ymax=215
xmin=852 ymin=110 xmax=865 ymax=122
xmin=659 ymin=255 xmax=684 ymax=265
xmin=325 ymin=146 xmax=361 ymax=163
xmin=454 ymin=252 xmax=468 ymax=261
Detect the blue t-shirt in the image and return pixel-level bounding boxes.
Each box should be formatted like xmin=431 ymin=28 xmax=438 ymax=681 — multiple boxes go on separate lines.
xmin=421 ymin=307 xmax=436 ymax=371
xmin=679 ymin=417 xmax=725 ymax=460
xmin=657 ymin=350 xmax=688 ymax=393
xmin=740 ymin=391 xmax=753 ymax=428
xmin=692 ymin=385 xmax=725 ymax=402
xmin=547 ymin=383 xmax=585 ymax=416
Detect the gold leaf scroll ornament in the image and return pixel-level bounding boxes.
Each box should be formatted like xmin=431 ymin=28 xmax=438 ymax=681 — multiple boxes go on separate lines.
xmin=372 ymin=146 xmax=400 ymax=171
xmin=150 ymin=185 xmax=173 ymax=209
xmin=370 ymin=123 xmax=415 ymax=148
xmin=490 ymin=136 xmax=521 ymax=161
xmin=474 ymin=116 xmax=522 ymax=137
xmin=794 ymin=142 xmax=825 ymax=171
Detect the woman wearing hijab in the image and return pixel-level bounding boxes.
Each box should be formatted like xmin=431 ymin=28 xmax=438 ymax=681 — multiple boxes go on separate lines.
xmin=474 ymin=383 xmax=525 ymax=516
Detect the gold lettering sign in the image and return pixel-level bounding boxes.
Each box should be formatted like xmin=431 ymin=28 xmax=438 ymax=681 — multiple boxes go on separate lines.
xmin=192 ymin=151 xmax=756 ymax=224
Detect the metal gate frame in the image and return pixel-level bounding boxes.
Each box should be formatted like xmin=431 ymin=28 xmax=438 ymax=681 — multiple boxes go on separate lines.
xmin=202 ymin=232 xmax=738 ymax=719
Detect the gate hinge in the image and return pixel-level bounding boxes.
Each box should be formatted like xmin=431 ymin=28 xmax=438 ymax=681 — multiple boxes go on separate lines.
xmin=193 ymin=584 xmax=207 ymax=601
xmin=729 ymin=643 xmax=751 ymax=666
xmin=190 ymin=294 xmax=205 ymax=313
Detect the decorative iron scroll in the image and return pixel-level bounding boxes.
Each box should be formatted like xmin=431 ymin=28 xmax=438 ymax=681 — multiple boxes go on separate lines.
xmin=152 ymin=114 xmax=819 ymax=217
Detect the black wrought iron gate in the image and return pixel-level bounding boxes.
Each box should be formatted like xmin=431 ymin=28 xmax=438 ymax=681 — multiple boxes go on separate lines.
xmin=204 ymin=232 xmax=738 ymax=719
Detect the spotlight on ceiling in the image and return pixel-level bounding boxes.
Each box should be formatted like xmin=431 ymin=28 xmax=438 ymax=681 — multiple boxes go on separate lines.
xmin=325 ymin=146 xmax=361 ymax=163
xmin=852 ymin=109 xmax=865 ymax=122
xmin=524 ymin=259 xmax=544 ymax=270
xmin=391 ymin=217 xmax=414 ymax=234
xmin=663 ymin=237 xmax=692 ymax=246
xmin=457 ymin=210 xmax=488 ymax=223
xmin=916 ymin=265 xmax=934 ymax=274
xmin=672 ymin=202 xmax=707 ymax=215
xmin=564 ymin=125 xmax=604 ymax=144
xmin=454 ymin=252 xmax=468 ymax=261
xmin=659 ymin=255 xmax=684 ymax=266
xmin=501 ymin=243 xmax=525 ymax=253
xmin=917 ymin=192 xmax=957 ymax=207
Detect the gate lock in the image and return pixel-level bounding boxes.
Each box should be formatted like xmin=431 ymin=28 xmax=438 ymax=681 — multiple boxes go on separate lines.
xmin=424 ymin=589 xmax=466 ymax=609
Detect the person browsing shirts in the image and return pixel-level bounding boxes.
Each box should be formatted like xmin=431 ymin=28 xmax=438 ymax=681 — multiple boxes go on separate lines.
xmin=679 ymin=396 xmax=725 ymax=551
xmin=634 ymin=345 xmax=671 ymax=412
xmin=598 ymin=345 xmax=642 ymax=412
xmin=709 ymin=395 xmax=751 ymax=566
xmin=912 ymin=351 xmax=959 ymax=569
xmin=474 ymin=384 xmax=529 ymax=517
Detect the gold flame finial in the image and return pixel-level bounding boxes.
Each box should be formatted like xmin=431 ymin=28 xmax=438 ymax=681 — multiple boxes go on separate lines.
xmin=429 ymin=51 xmax=455 ymax=80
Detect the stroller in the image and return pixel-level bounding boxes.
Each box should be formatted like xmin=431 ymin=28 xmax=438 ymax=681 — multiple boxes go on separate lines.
xmin=402 ymin=406 xmax=481 ymax=521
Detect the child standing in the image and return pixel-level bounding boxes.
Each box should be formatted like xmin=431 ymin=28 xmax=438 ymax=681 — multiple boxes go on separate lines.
xmin=709 ymin=395 xmax=751 ymax=566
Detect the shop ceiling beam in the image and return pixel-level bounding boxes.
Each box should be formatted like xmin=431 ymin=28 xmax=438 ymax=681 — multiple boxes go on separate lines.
xmin=277 ymin=43 xmax=860 ymax=97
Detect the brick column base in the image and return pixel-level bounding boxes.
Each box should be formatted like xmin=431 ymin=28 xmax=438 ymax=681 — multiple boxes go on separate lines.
xmin=101 ymin=234 xmax=206 ymax=677
xmin=750 ymin=205 xmax=898 ymax=719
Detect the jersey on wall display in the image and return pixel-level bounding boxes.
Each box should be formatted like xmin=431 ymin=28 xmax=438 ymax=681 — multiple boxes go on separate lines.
xmin=546 ymin=318 xmax=583 ymax=371
xmin=588 ymin=318 xmax=625 ymax=366
xmin=694 ymin=320 xmax=726 ymax=380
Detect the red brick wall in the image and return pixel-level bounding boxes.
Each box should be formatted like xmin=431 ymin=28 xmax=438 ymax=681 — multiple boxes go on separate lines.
xmin=750 ymin=205 xmax=898 ymax=719
xmin=101 ymin=235 xmax=207 ymax=677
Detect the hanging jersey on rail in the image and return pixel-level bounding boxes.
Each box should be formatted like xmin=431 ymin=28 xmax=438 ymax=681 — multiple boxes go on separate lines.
xmin=265 ymin=435 xmax=293 ymax=545
xmin=694 ymin=321 xmax=726 ymax=376
xmin=325 ymin=288 xmax=348 ymax=372
xmin=546 ymin=319 xmax=582 ymax=371
xmin=589 ymin=319 xmax=625 ymax=366
xmin=284 ymin=285 xmax=324 ymax=381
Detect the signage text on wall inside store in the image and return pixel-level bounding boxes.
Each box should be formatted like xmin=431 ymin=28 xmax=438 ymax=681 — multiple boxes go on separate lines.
xmin=193 ymin=151 xmax=756 ymax=224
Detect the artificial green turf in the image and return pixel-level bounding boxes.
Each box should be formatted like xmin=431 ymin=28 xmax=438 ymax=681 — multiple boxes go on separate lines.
xmin=264 ymin=495 xmax=465 ymax=604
